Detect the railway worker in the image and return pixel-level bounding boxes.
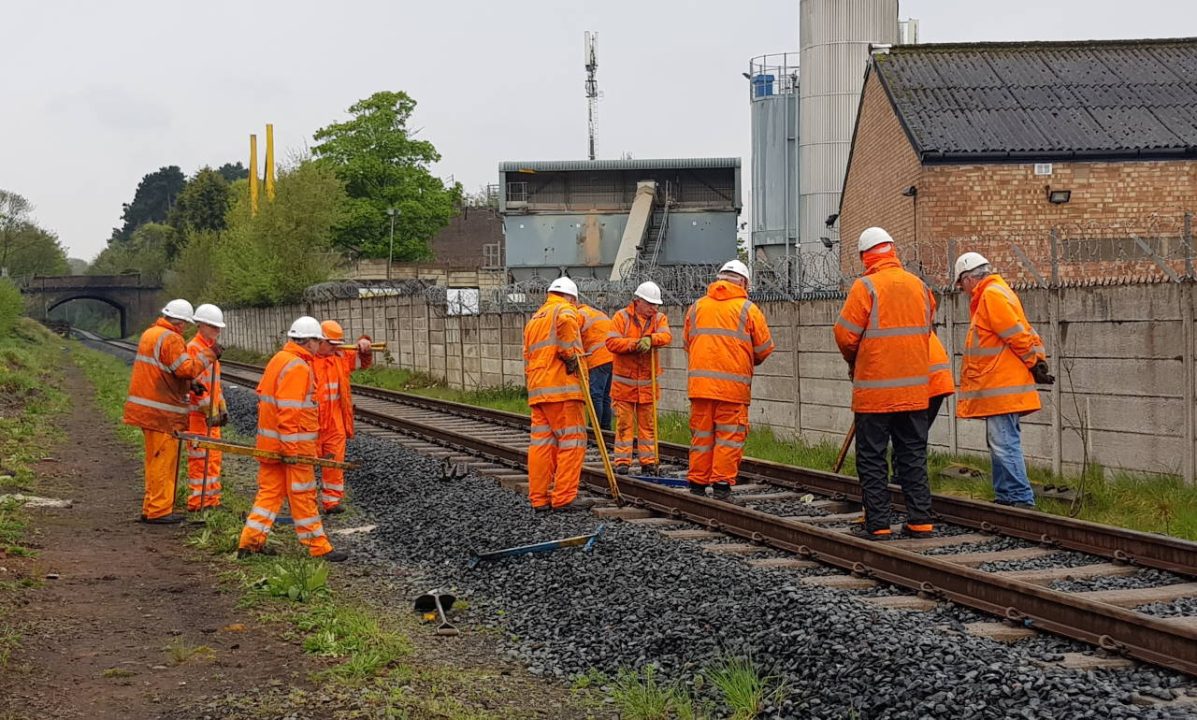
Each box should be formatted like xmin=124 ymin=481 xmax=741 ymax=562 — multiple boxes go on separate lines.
xmin=237 ymin=317 xmax=348 ymax=562
xmin=314 ymin=320 xmax=356 ymax=514
xmin=523 ymin=277 xmax=592 ymax=512
xmin=954 ymin=252 xmax=1055 ymax=510
xmin=606 ymin=281 xmax=671 ymax=476
xmin=123 ymin=299 xmax=206 ymax=524
xmin=184 ymin=303 xmax=228 ymax=512
xmin=342 ymin=334 xmax=377 ymax=371
xmin=575 ymin=300 xmax=615 ymax=431
xmin=684 ymin=260 xmax=774 ymax=500
xmin=834 ymin=228 xmax=937 ymax=540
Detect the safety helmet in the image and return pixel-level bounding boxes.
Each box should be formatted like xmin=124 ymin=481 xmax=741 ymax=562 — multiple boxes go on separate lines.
xmin=547 ymin=276 xmax=578 ymax=298
xmin=161 ymin=298 xmax=194 ymax=323
xmin=634 ymin=281 xmax=663 ymax=305
xmin=954 ymin=252 xmax=991 ymax=282
xmin=287 ymin=316 xmax=325 ymax=341
xmin=858 ymin=227 xmax=894 ymax=253
xmin=719 ymin=259 xmax=750 ymax=280
xmin=192 ymin=303 xmax=225 ymax=328
xmin=320 ymin=320 xmax=345 ymax=342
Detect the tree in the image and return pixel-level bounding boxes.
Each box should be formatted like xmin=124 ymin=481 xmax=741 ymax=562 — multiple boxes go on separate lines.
xmin=0 ymin=189 xmax=34 ymax=273
xmin=67 ymin=258 xmax=89 ymax=275
xmin=171 ymin=167 xmax=231 ymax=235
xmin=312 ymin=91 xmax=460 ymax=261
xmin=0 ymin=190 xmax=69 ymax=277
xmin=112 ymin=166 xmax=186 ymax=242
xmin=216 ymin=162 xmax=249 ymax=183
xmin=89 ymin=223 xmax=172 ymax=283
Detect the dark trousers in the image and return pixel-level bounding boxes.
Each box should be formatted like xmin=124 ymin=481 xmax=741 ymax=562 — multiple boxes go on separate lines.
xmin=927 ymin=394 xmax=946 ymax=432
xmin=588 ymin=362 xmax=613 ymax=430
xmin=855 ymin=409 xmax=933 ymax=532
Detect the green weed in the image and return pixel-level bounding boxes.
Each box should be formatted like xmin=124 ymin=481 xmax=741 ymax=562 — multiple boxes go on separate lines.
xmin=707 ymin=655 xmax=782 ymax=720
xmin=257 ymin=556 xmax=330 ymax=603
xmin=185 ymin=509 xmax=244 ymax=554
xmin=610 ymin=666 xmax=693 ymax=720
xmin=165 ymin=637 xmax=215 ymax=665
xmin=294 ymin=602 xmax=410 ymax=683
xmin=101 ymin=667 xmax=137 ymax=679
xmin=0 ymin=627 xmax=19 ymax=668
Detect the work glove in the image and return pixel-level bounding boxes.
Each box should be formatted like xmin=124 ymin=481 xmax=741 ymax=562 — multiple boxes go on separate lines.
xmin=636 ymin=337 xmax=652 ymax=353
xmin=212 ymin=343 xmax=225 ymax=360
xmin=1031 ymin=360 xmax=1055 ymax=385
xmin=357 ymin=336 xmax=372 ymax=354
xmin=563 ymin=355 xmax=580 ymax=376
xmin=190 ymin=380 xmax=207 ymax=397
xmin=279 ymin=455 xmax=296 ymax=465
xmin=209 ymin=411 xmax=229 ymax=428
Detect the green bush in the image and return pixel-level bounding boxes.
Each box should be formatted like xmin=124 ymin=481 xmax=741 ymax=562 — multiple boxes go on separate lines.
xmin=0 ymin=280 xmax=24 ymax=337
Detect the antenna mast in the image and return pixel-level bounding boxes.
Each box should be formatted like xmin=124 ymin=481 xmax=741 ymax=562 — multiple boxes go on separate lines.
xmin=584 ymin=31 xmax=599 ymax=161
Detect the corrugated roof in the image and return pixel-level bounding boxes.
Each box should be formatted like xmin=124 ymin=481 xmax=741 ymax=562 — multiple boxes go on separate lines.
xmin=874 ymin=38 xmax=1197 ymax=161
xmin=498 ymin=158 xmax=740 ymax=172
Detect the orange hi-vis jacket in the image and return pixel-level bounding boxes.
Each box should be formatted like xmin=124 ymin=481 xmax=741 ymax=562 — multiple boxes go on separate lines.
xmin=834 ymin=253 xmax=934 ymax=413
xmin=523 ymin=294 xmax=584 ymax=406
xmin=256 ymin=342 xmax=320 ymax=458
xmin=123 ymin=318 xmax=204 ymax=433
xmin=315 ymin=352 xmax=355 ymax=438
xmin=958 ymin=274 xmax=1045 ymax=418
xmin=928 ymin=332 xmax=954 ymax=398
xmin=577 ymin=304 xmax=615 ymax=368
xmin=684 ymin=281 xmax=774 ymax=404
xmin=186 ymin=334 xmax=225 ymax=420
xmin=607 ymin=304 xmax=672 ymax=404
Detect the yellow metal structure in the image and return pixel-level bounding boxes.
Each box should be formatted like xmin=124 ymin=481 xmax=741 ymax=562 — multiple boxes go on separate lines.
xmin=264 ymin=123 xmax=276 ymax=202
xmin=175 ymin=432 xmax=358 ymax=470
xmin=576 ymin=357 xmax=621 ymax=503
xmin=338 ymin=342 xmax=388 ymax=351
xmin=249 ymin=134 xmax=260 ymax=215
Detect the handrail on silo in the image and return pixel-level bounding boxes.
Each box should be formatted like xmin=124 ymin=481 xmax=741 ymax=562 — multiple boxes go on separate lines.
xmin=747 ymin=52 xmax=800 ymax=101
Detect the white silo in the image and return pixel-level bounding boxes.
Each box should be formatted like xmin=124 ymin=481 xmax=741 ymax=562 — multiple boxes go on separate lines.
xmin=747 ymin=53 xmax=800 ymax=284
xmin=798 ymin=0 xmax=898 ymax=273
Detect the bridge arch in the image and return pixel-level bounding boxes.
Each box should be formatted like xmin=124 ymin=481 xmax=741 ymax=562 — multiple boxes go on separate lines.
xmin=20 ymin=275 xmax=166 ymax=338
xmin=46 ymin=295 xmax=128 ymax=338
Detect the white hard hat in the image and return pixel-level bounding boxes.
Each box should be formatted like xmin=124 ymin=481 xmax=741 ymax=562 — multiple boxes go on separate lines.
xmin=858 ymin=227 xmax=894 ymax=253
xmin=193 ymin=303 xmax=225 ymax=328
xmin=719 ymin=259 xmax=750 ymax=280
xmin=161 ymin=299 xmax=194 ymax=323
xmin=287 ymin=316 xmax=325 ymax=340
xmin=954 ymin=252 xmax=991 ymax=282
xmin=634 ymin=281 xmax=663 ymax=305
xmin=547 ymin=276 xmax=578 ymax=298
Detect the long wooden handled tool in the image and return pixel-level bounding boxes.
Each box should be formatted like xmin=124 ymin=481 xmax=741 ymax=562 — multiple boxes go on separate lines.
xmin=174 ymin=432 xmax=358 ymax=470
xmin=338 ymin=342 xmax=388 ymax=351
xmin=576 ymin=358 xmax=621 ymax=503
xmin=832 ymin=421 xmax=856 ymax=474
xmin=199 ymin=362 xmax=217 ymax=514
xmin=649 ymin=348 xmax=660 ymax=467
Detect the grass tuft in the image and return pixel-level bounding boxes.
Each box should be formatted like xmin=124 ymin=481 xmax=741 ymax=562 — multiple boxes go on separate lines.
xmin=707 ymin=655 xmax=781 ymax=720
xmin=256 ymin=556 xmax=331 ymax=603
xmin=293 ymin=602 xmax=411 ymax=683
xmin=609 ymin=665 xmax=695 ymax=720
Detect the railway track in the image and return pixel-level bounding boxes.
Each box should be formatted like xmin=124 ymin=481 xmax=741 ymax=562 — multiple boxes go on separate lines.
xmin=90 ymin=335 xmax=1197 ymax=679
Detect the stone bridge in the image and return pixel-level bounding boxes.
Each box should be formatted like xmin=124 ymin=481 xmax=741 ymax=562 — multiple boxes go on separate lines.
xmin=21 ymin=275 xmax=166 ymax=338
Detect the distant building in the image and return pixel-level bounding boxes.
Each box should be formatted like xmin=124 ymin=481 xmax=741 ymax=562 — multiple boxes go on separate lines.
xmin=839 ymin=38 xmax=1197 ymax=285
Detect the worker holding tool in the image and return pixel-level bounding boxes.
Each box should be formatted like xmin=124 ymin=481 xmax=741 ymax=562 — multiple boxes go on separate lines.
xmin=523 ymin=277 xmax=593 ymax=513
xmin=684 ymin=261 xmax=773 ymax=500
xmin=834 ymin=227 xmax=937 ymax=541
xmin=314 ymin=320 xmax=356 ymax=514
xmin=575 ymin=301 xmax=615 ymax=431
xmin=954 ymin=251 xmax=1054 ymax=510
xmin=342 ymin=334 xmax=377 ymax=370
xmin=123 ymin=299 xmax=206 ymax=524
xmin=237 ymin=317 xmax=348 ymax=562
xmin=606 ymin=281 xmax=670 ymax=476
xmin=185 ymin=304 xmax=228 ymax=512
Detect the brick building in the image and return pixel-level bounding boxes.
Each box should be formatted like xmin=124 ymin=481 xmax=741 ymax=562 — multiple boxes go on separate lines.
xmin=838 ymin=38 xmax=1197 ymax=286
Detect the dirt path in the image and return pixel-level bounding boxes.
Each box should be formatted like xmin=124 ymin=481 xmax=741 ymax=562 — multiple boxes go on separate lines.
xmin=0 ymin=351 xmax=317 ymax=720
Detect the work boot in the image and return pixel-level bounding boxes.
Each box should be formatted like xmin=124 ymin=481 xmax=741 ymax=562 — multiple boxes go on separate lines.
xmin=1010 ymin=502 xmax=1037 ymax=511
xmin=688 ymin=481 xmax=708 ymax=497
xmin=532 ymin=504 xmax=551 ymax=515
xmin=321 ymin=550 xmax=350 ymax=563
xmin=711 ymin=482 xmax=733 ymax=501
xmin=901 ymin=523 xmax=935 ymax=539
xmin=639 ymin=464 xmax=659 ymax=477
xmin=615 ymin=465 xmax=630 ymax=476
xmin=140 ymin=513 xmax=185 ymax=525
xmin=236 ymin=545 xmax=278 ymax=559
xmin=554 ymin=497 xmax=601 ymax=513
xmin=323 ymin=505 xmax=346 ymax=515
xmin=852 ymin=525 xmax=893 ymax=542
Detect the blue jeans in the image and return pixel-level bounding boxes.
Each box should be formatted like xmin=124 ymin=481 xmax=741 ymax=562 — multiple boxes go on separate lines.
xmin=986 ymin=413 xmax=1035 ymax=505
xmin=588 ymin=362 xmax=613 ymax=430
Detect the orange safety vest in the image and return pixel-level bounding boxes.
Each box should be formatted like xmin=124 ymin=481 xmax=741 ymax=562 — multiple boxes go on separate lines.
xmin=314 ymin=352 xmax=355 ymax=437
xmin=684 ymin=280 xmax=774 ymax=404
xmin=523 ymin=294 xmax=583 ymax=406
xmin=928 ymin=332 xmax=954 ymax=399
xmin=256 ymin=342 xmax=320 ymax=457
xmin=834 ymin=253 xmax=933 ymax=413
xmin=607 ymin=304 xmax=671 ymax=404
xmin=576 ymin=304 xmax=615 ymax=368
xmin=123 ymin=318 xmax=204 ymax=433
xmin=957 ymin=274 xmax=1045 ymax=418
xmin=186 ymin=334 xmax=224 ymax=420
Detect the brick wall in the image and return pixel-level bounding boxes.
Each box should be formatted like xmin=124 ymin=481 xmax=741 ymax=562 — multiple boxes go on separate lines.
xmin=431 ymin=207 xmax=502 ymax=266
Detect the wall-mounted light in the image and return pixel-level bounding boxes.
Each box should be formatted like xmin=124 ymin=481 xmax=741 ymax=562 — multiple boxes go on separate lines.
xmin=820 ymin=236 xmax=836 ymax=250
xmin=901 ymin=185 xmax=918 ymax=197
xmin=1047 ymin=188 xmax=1071 ymax=204
xmin=825 ymin=213 xmax=839 ymax=228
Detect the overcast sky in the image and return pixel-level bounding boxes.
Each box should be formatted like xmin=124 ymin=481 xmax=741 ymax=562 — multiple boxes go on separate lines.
xmin=3 ymin=0 xmax=1195 ymax=261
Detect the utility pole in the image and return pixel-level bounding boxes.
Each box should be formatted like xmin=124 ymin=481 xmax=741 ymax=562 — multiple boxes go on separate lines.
xmin=584 ymin=31 xmax=599 ymax=161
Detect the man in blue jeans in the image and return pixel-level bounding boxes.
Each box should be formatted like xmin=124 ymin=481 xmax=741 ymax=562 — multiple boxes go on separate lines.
xmin=576 ymin=301 xmax=615 ymax=430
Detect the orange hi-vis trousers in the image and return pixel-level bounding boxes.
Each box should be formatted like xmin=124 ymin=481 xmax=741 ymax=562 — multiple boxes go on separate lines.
xmin=186 ymin=414 xmax=222 ymax=511
xmin=528 ymin=400 xmax=587 ymax=509
xmin=687 ymin=399 xmax=749 ymax=486
xmin=318 ymin=428 xmax=347 ymax=510
xmin=613 ymin=400 xmax=657 ymax=468
xmin=238 ymin=461 xmax=334 ymax=557
xmin=142 ymin=429 xmax=182 ymax=520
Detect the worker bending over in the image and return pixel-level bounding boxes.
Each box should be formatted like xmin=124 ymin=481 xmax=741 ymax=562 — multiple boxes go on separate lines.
xmin=185 ymin=303 xmax=228 ymax=511
xmin=314 ymin=320 xmax=356 ymax=514
xmin=684 ymin=261 xmax=773 ymax=500
xmin=954 ymin=252 xmax=1054 ymax=509
xmin=576 ymin=300 xmax=615 ymax=430
xmin=606 ymin=282 xmax=670 ymax=476
xmin=834 ymin=228 xmax=936 ymax=540
xmin=238 ymin=317 xmax=347 ymax=562
xmin=123 ymin=299 xmax=205 ymax=524
xmin=523 ymin=277 xmax=592 ymax=512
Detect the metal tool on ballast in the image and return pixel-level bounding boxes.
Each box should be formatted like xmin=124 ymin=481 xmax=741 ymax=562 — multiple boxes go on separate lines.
xmin=467 ymin=525 xmax=606 ymax=569
xmin=173 ymin=432 xmax=358 ymax=470
xmin=413 ymin=588 xmax=459 ymax=636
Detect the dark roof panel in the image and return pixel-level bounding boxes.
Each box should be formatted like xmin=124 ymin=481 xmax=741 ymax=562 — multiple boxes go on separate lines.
xmin=875 ymin=38 xmax=1197 ymax=160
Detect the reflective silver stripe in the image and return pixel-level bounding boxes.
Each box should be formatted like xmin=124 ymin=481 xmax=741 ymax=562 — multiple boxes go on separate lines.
xmin=959 ymin=384 xmax=1038 ymax=400
xmin=691 ymin=430 xmax=713 ymax=439
xmin=614 ymin=452 xmax=633 ymax=459
xmin=1031 ymin=344 xmax=1045 ymax=355
xmin=528 ymin=338 xmax=556 ymax=352
xmin=296 ymin=528 xmax=326 ymax=540
xmin=260 ymin=395 xmax=318 ymax=409
xmin=325 ymin=382 xmax=339 ymax=390
xmin=166 ymin=353 xmax=189 ymax=372
xmin=555 ymin=425 xmax=588 ymax=436
xmin=257 ymin=429 xmax=319 ymax=442
xmin=715 ymin=438 xmax=745 ymax=449
xmin=245 ymin=518 xmax=272 ymax=533
xmin=135 ymin=353 xmax=167 ymax=370
xmin=738 ymin=301 xmax=754 ymax=334
xmin=292 ymin=514 xmax=321 ymax=527
xmin=251 ymin=506 xmax=278 ymax=521
xmin=835 ymin=317 xmax=864 ymax=335
xmin=715 ymin=423 xmax=742 ymax=432
xmin=754 ymin=340 xmax=774 ymax=354
xmin=690 ymin=445 xmax=713 ymax=453
xmin=557 ymin=439 xmax=588 ymax=449
xmin=530 ymin=424 xmax=552 ymax=433
xmin=860 ymin=276 xmax=879 ymax=330
xmin=614 ymin=375 xmax=652 ymax=386
xmin=322 ymin=482 xmax=345 ymax=490
xmin=606 ymin=331 xmax=620 ymax=339
xmin=930 ymin=362 xmax=951 ymax=373
xmin=530 ymin=437 xmax=558 ymax=447
xmin=291 ymin=481 xmax=318 ymax=492
xmin=853 ymin=375 xmax=928 ymax=389
xmin=133 ymin=329 xmax=174 ymax=372
xmin=326 ymin=395 xmax=341 ymax=402
xmin=997 ymin=323 xmax=1026 ymax=339
xmin=585 ymin=340 xmax=606 ymax=354
xmin=689 ymin=327 xmax=749 ymax=341
xmin=126 ymin=395 xmax=189 ymax=414
xmin=865 ymin=325 xmax=929 ymax=338
xmin=688 ymin=369 xmax=752 ymax=385
xmin=527 ymin=384 xmax=581 ymax=398
xmin=964 ymin=346 xmax=1005 ymax=357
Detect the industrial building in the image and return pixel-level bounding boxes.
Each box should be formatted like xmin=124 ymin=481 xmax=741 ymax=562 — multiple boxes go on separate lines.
xmin=498 ymin=158 xmax=741 ymax=283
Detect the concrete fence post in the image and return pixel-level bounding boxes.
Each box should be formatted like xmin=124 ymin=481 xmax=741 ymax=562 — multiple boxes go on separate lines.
xmin=1184 ymin=282 xmax=1195 ymax=484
